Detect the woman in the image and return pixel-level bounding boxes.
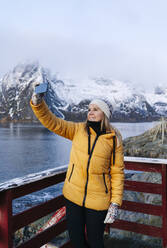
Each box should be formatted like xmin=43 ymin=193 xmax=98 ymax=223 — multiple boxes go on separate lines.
xmin=31 ymin=90 xmax=124 ymax=248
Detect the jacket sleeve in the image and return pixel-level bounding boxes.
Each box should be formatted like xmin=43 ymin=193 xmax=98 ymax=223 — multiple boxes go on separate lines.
xmin=30 ymin=100 xmax=78 ymax=140
xmin=110 ymin=140 xmax=124 ymax=206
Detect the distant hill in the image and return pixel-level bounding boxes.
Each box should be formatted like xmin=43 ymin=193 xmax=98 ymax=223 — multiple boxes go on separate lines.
xmin=123 ymin=119 xmax=167 ymax=158
xmin=0 ymin=62 xmax=166 ymax=122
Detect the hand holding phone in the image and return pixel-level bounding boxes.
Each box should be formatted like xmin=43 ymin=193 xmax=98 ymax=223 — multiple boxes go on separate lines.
xmin=32 ymin=82 xmax=48 ymax=105
xmin=35 ymin=83 xmax=48 ymax=94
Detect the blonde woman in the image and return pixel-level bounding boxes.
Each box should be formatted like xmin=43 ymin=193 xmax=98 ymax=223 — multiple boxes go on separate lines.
xmin=31 ymin=91 xmax=124 ymax=248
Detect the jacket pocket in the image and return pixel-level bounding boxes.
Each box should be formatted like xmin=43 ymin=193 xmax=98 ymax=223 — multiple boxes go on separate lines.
xmin=68 ymin=164 xmax=74 ymax=182
xmin=103 ymin=173 xmax=108 ymax=193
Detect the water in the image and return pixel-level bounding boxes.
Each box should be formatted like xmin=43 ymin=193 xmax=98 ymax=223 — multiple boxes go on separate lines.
xmin=112 ymin=122 xmax=158 ymax=140
xmin=0 ymin=122 xmax=158 ymax=184
xmin=0 ymin=123 xmax=71 ymax=183
xmin=0 ymin=121 xmax=158 ymax=214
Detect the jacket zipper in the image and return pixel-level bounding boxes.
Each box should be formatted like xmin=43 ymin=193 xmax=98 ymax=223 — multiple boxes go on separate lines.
xmin=68 ymin=164 xmax=74 ymax=182
xmin=83 ymin=134 xmax=99 ymax=207
xmin=113 ymin=136 xmax=116 ymax=165
xmin=103 ymin=173 xmax=108 ymax=194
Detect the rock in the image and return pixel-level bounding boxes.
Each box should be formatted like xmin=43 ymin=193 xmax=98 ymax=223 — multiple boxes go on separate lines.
xmin=123 ymin=120 xmax=167 ymax=159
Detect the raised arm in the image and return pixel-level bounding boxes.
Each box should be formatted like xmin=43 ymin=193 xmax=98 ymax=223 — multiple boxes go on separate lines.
xmin=30 ymin=99 xmax=79 ymax=141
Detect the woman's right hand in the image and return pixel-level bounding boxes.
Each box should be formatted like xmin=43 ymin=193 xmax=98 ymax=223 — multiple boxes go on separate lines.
xmin=31 ymin=83 xmax=44 ymax=106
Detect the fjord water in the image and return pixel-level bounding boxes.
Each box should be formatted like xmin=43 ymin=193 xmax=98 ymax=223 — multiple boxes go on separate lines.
xmin=0 ymin=122 xmax=158 ymax=184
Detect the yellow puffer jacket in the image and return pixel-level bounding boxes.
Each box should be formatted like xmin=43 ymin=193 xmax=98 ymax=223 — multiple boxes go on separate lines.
xmin=30 ymin=100 xmax=124 ymax=210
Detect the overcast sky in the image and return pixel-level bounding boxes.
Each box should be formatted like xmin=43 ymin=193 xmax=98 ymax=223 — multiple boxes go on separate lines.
xmin=1 ymin=0 xmax=167 ymax=90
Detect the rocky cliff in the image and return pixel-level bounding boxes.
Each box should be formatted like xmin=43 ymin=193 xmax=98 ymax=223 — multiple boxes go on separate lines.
xmin=123 ymin=119 xmax=167 ymax=159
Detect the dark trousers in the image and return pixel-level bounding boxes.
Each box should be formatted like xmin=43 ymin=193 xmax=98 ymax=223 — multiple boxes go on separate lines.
xmin=65 ymin=198 xmax=107 ymax=248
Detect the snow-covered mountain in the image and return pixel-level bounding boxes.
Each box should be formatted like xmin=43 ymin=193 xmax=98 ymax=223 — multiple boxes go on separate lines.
xmin=54 ymin=77 xmax=159 ymax=121
xmin=0 ymin=62 xmax=166 ymax=122
xmin=0 ymin=62 xmax=65 ymax=122
xmin=145 ymin=86 xmax=167 ymax=116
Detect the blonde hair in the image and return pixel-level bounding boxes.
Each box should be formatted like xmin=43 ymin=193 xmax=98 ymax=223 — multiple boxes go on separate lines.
xmin=101 ymin=115 xmax=111 ymax=132
xmin=101 ymin=114 xmax=123 ymax=146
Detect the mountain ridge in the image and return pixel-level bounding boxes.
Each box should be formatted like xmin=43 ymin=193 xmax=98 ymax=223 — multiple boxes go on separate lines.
xmin=0 ymin=62 xmax=166 ymax=122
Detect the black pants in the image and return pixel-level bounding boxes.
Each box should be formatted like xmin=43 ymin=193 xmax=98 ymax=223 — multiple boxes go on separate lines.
xmin=65 ymin=198 xmax=107 ymax=248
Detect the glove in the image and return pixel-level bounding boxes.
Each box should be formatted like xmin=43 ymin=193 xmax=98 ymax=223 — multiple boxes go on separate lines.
xmin=31 ymin=92 xmax=43 ymax=105
xmin=104 ymin=203 xmax=118 ymax=224
xmin=31 ymin=83 xmax=44 ymax=106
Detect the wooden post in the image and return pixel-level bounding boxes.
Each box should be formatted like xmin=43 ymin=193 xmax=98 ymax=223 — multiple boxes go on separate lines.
xmin=0 ymin=190 xmax=13 ymax=248
xmin=162 ymin=164 xmax=167 ymax=248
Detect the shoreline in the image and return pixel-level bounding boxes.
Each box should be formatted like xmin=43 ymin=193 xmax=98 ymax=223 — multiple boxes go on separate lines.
xmin=0 ymin=118 xmax=161 ymax=124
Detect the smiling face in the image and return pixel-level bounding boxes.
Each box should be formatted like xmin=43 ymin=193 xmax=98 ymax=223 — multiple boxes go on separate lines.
xmin=87 ymin=104 xmax=105 ymax=122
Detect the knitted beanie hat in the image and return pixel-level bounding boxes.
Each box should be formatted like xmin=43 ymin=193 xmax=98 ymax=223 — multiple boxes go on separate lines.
xmin=89 ymin=99 xmax=112 ymax=119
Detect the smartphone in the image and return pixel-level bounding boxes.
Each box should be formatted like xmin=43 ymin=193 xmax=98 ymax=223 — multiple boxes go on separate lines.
xmin=35 ymin=83 xmax=48 ymax=94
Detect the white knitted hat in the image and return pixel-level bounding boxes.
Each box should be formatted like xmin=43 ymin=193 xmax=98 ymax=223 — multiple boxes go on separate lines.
xmin=89 ymin=99 xmax=112 ymax=119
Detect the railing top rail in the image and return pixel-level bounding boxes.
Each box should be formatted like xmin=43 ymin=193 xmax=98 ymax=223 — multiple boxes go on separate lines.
xmin=124 ymin=156 xmax=167 ymax=165
xmin=0 ymin=165 xmax=68 ymax=193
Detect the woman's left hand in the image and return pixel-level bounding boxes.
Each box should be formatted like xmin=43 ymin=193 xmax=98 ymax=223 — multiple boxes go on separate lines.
xmin=104 ymin=203 xmax=118 ymax=224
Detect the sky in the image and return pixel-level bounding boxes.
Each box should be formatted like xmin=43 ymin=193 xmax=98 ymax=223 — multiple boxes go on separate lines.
xmin=1 ymin=0 xmax=167 ymax=90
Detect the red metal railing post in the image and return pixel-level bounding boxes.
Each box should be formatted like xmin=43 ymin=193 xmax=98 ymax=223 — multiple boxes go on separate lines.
xmin=162 ymin=164 xmax=167 ymax=248
xmin=0 ymin=190 xmax=13 ymax=248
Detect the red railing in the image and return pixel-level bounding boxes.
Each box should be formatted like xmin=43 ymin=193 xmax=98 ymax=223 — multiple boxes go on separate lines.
xmin=0 ymin=166 xmax=70 ymax=248
xmin=0 ymin=157 xmax=167 ymax=248
xmin=107 ymin=157 xmax=167 ymax=248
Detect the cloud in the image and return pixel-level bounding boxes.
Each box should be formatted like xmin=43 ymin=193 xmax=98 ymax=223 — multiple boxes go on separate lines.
xmin=1 ymin=0 xmax=167 ymax=91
